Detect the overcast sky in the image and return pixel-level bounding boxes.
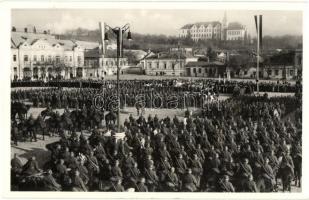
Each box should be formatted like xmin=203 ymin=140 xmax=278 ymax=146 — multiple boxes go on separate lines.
xmin=12 ymin=9 xmax=302 ymax=37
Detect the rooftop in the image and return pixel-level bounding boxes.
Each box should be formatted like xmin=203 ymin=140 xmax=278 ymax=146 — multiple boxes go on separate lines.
xmin=186 ymin=61 xmax=225 ymax=67
xmin=181 ymin=21 xmax=221 ymax=29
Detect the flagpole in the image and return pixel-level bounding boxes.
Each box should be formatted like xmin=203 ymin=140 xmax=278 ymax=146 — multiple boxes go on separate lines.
xmin=257 ymin=17 xmax=260 ymax=95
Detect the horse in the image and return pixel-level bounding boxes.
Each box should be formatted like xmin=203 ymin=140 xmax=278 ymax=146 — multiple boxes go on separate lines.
xmin=40 ymin=108 xmax=54 ymax=120
xmin=11 ymin=102 xmax=31 ymax=121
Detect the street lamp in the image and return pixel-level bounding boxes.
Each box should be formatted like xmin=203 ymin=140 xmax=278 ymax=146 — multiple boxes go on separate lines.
xmin=104 ymin=23 xmax=132 ymax=132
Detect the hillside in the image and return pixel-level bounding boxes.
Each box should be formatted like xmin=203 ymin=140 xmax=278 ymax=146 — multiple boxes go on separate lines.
xmin=56 ymin=28 xmax=302 ymax=52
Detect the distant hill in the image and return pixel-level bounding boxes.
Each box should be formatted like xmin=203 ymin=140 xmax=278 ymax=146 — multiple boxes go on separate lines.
xmin=56 ymin=28 xmax=302 ymax=52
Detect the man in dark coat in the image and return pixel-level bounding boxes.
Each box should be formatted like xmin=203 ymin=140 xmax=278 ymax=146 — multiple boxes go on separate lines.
xmin=219 ymin=175 xmax=235 ymax=192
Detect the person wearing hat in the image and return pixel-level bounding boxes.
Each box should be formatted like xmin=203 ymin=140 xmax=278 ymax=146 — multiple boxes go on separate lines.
xmin=243 ymin=174 xmax=258 ymax=192
xmin=175 ymin=154 xmax=187 ymax=175
xmin=43 ymin=169 xmax=62 ymax=191
xmin=111 ymin=178 xmax=124 ymax=192
xmin=136 ymin=177 xmax=148 ymax=192
xmin=72 ymin=170 xmax=88 ymax=191
xmin=144 ymin=164 xmax=158 ymax=192
xmin=182 ymin=168 xmax=197 ymax=192
xmin=262 ymin=158 xmax=275 ymax=192
xmin=219 ymin=175 xmax=235 ymax=192
xmin=164 ymin=167 xmax=179 ymax=192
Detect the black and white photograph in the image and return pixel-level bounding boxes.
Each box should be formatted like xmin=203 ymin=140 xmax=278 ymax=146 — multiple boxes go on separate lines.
xmin=5 ymin=5 xmax=305 ymax=196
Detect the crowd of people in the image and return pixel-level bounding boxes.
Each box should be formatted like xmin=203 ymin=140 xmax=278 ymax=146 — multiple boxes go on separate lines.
xmin=11 ymin=79 xmax=301 ymax=94
xmin=11 ymin=89 xmax=302 ymax=192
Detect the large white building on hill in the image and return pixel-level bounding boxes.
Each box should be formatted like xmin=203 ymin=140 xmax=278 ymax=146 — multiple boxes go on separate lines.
xmin=179 ymin=12 xmax=247 ymax=42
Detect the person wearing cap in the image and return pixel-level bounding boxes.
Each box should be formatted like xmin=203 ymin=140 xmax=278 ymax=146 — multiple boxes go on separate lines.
xmin=72 ymin=170 xmax=88 ymax=192
xmin=136 ymin=177 xmax=148 ymax=192
xmin=219 ymin=175 xmax=235 ymax=192
xmin=262 ymin=158 xmax=275 ymax=192
xmin=164 ymin=167 xmax=179 ymax=192
xmin=182 ymin=168 xmax=197 ymax=192
xmin=43 ymin=169 xmax=62 ymax=191
xmin=243 ymin=174 xmax=258 ymax=192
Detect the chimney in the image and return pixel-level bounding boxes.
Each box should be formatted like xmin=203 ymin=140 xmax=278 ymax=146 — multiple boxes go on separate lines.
xmin=12 ymin=27 xmax=16 ymax=32
xmin=43 ymin=30 xmax=47 ymax=34
xmin=24 ymin=28 xmax=27 ymax=33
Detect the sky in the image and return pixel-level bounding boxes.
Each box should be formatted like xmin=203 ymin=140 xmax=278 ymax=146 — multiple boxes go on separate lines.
xmin=12 ymin=9 xmax=302 ymax=37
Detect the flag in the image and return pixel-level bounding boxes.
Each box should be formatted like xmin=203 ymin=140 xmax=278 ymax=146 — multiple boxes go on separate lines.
xmin=259 ymin=15 xmax=263 ymax=48
xmin=254 ymin=15 xmax=263 ymax=49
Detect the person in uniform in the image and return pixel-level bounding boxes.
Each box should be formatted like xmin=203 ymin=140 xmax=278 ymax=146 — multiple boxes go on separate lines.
xmin=182 ymin=168 xmax=198 ymax=192
xmin=262 ymin=158 xmax=275 ymax=192
xmin=164 ymin=167 xmax=179 ymax=192
xmin=144 ymin=164 xmax=159 ymax=192
xmin=72 ymin=170 xmax=88 ymax=191
xmin=175 ymin=154 xmax=187 ymax=176
xmin=219 ymin=175 xmax=235 ymax=192
xmin=43 ymin=169 xmax=62 ymax=191
xmin=136 ymin=177 xmax=148 ymax=192
xmin=243 ymin=174 xmax=258 ymax=192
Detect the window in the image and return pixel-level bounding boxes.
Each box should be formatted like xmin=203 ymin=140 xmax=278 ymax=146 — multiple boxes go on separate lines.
xmin=70 ymin=56 xmax=72 ymax=62
xmin=244 ymin=70 xmax=248 ymax=75
xmin=275 ymin=70 xmax=279 ymax=76
xmin=65 ymin=56 xmax=68 ymax=62
xmin=41 ymin=55 xmax=44 ymax=62
xmin=24 ymin=55 xmax=28 ymax=62
xmin=13 ymin=55 xmax=17 ymax=62
xmin=33 ymin=55 xmax=37 ymax=62
xmin=164 ymin=62 xmax=167 ymax=69
xmin=48 ymin=55 xmax=52 ymax=62
xmin=193 ymin=68 xmax=196 ymax=73
xmin=77 ymin=56 xmax=82 ymax=65
xmin=290 ymin=70 xmax=294 ymax=76
xmin=198 ymin=68 xmax=202 ymax=73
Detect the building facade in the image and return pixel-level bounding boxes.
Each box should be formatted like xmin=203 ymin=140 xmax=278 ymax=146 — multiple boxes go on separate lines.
xmin=11 ymin=29 xmax=84 ymax=80
xmin=141 ymin=52 xmax=197 ymax=76
xmin=185 ymin=61 xmax=227 ymax=78
xmin=179 ymin=22 xmax=222 ymax=42
xmin=225 ymin=22 xmax=247 ymax=41
xmin=11 ymin=27 xmax=130 ymax=80
xmin=179 ymin=12 xmax=247 ymax=42
xmin=84 ymin=48 xmax=129 ymax=78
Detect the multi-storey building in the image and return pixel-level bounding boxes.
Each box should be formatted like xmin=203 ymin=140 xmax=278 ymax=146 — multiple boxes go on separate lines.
xmin=11 ymin=29 xmax=84 ymax=80
xmin=226 ymin=22 xmax=247 ymax=41
xmin=84 ymin=48 xmax=129 ymax=78
xmin=179 ymin=12 xmax=247 ymax=42
xmin=141 ymin=52 xmax=197 ymax=76
xmin=179 ymin=21 xmax=222 ymax=41
xmin=11 ymin=26 xmax=129 ymax=80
